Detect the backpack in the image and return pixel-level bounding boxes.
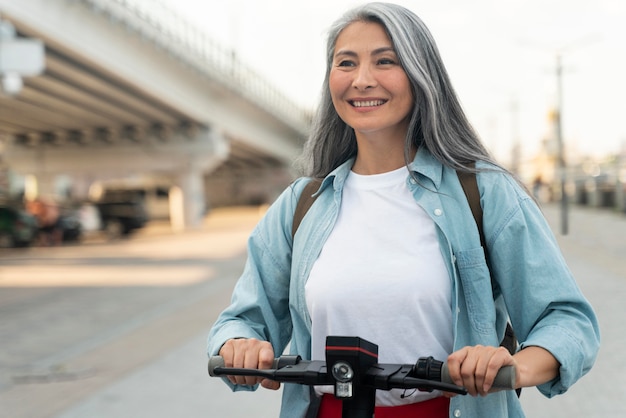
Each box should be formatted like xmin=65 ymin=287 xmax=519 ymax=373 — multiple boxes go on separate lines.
xmin=291 ymin=171 xmax=518 ymax=357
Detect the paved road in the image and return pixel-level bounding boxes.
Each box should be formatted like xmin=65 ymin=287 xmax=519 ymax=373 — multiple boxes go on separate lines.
xmin=0 ymin=206 xmax=281 ymax=418
xmin=0 ymin=203 xmax=624 ymax=417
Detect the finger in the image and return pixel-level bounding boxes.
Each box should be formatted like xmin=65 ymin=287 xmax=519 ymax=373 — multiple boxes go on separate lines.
xmin=460 ymin=358 xmax=478 ymax=396
xmin=459 ymin=345 xmax=486 ymax=396
xmin=446 ymin=349 xmax=469 ymax=387
xmin=466 ymin=345 xmax=509 ymax=395
xmin=226 ymin=338 xmax=262 ymax=386
xmin=474 ymin=352 xmax=492 ymax=396
xmin=258 ymin=343 xmax=275 ymax=370
xmin=472 ymin=345 xmax=502 ymax=396
xmin=228 ymin=340 xmax=249 ymax=385
xmin=219 ymin=340 xmax=235 ymax=367
xmin=242 ymin=340 xmax=264 ymax=386
xmin=482 ymin=347 xmax=511 ymax=393
xmin=218 ymin=339 xmax=238 ymax=385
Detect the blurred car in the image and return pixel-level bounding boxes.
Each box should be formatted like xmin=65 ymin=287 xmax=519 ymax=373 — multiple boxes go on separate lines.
xmin=94 ymin=198 xmax=148 ymax=239
xmin=58 ymin=209 xmax=83 ymax=242
xmin=0 ymin=205 xmax=39 ymax=248
xmin=92 ymin=184 xmax=171 ymax=220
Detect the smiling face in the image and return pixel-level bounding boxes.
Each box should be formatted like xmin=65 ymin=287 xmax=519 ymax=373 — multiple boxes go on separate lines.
xmin=329 ymin=21 xmax=414 ymax=143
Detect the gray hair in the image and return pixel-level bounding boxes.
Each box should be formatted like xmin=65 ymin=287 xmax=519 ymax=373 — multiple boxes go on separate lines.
xmin=296 ymin=2 xmax=503 ymax=177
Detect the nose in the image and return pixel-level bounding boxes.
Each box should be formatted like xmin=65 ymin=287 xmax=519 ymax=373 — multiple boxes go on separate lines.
xmin=352 ymin=64 xmax=376 ymax=91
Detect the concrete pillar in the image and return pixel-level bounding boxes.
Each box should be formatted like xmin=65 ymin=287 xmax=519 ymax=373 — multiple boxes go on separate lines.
xmin=23 ymin=173 xmax=57 ymax=201
xmin=35 ymin=174 xmax=57 ymax=198
xmin=170 ymin=167 xmax=205 ymax=231
xmin=586 ymin=179 xmax=600 ymax=208
xmin=616 ymin=179 xmax=625 ymax=213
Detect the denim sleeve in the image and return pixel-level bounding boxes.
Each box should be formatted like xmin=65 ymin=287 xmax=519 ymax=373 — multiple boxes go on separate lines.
xmin=482 ymin=174 xmax=600 ymax=397
xmin=206 ymin=180 xmax=307 ymax=390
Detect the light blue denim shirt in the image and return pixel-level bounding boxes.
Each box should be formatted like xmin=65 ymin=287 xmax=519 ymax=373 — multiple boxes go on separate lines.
xmin=207 ymin=148 xmax=600 ymax=418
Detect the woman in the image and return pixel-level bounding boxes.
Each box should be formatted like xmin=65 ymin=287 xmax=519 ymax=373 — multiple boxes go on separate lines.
xmin=207 ymin=3 xmax=600 ymax=417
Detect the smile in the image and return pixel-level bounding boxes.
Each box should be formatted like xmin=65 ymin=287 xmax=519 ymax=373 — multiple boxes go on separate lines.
xmin=350 ymin=99 xmax=386 ymax=108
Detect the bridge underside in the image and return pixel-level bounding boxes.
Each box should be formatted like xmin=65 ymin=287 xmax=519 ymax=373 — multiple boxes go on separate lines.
xmin=0 ymin=0 xmax=308 ymax=228
xmin=0 ymin=24 xmax=296 ymax=180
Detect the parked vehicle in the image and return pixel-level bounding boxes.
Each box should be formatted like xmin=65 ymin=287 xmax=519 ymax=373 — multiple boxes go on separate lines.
xmin=95 ymin=185 xmax=171 ymax=220
xmin=58 ymin=209 xmax=83 ymax=242
xmin=0 ymin=205 xmax=38 ymax=248
xmin=94 ymin=198 xmax=148 ymax=239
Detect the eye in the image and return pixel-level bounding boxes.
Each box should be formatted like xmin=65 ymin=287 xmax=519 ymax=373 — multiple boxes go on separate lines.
xmin=336 ymin=60 xmax=356 ymax=67
xmin=377 ymin=57 xmax=396 ymax=65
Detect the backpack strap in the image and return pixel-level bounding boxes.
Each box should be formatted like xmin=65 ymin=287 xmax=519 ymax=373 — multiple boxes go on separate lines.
xmin=457 ymin=167 xmax=519 ymax=362
xmin=457 ymin=166 xmax=485 ymax=249
xmin=292 ymin=178 xmax=323 ymax=240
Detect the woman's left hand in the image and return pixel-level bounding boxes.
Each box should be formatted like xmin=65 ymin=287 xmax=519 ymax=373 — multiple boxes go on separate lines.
xmin=445 ymin=345 xmax=517 ymax=397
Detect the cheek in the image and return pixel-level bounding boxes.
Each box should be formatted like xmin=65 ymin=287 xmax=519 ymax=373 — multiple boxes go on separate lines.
xmin=388 ymin=73 xmax=411 ymax=92
xmin=392 ymin=76 xmax=414 ymax=106
xmin=329 ymin=71 xmax=350 ymax=99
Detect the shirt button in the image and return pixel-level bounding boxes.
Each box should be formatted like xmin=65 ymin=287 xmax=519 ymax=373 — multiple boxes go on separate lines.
xmin=434 ymin=208 xmax=443 ymax=216
xmin=454 ymin=409 xmax=462 ymax=417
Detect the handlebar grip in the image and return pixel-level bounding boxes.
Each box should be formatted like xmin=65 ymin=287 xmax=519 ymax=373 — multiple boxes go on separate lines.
xmin=208 ymin=356 xmax=226 ymax=377
xmin=208 ymin=355 xmax=302 ymax=377
xmin=441 ymin=363 xmax=516 ymax=390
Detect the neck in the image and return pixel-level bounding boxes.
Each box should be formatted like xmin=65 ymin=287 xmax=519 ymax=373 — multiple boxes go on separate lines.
xmin=352 ymin=135 xmax=416 ymax=175
xmin=352 ymin=154 xmax=406 ymax=174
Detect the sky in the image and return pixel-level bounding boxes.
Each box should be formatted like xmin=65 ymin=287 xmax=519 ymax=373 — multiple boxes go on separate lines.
xmin=159 ymin=0 xmax=626 ymax=164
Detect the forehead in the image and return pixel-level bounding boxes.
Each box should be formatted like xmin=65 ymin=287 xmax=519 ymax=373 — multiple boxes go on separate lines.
xmin=334 ymin=21 xmax=392 ymax=51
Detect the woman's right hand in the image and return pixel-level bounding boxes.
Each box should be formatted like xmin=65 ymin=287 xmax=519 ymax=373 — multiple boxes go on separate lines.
xmin=218 ymin=338 xmax=281 ymax=390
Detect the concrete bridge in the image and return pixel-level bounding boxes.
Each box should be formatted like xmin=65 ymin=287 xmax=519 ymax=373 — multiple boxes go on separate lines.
xmin=0 ymin=0 xmax=311 ymax=228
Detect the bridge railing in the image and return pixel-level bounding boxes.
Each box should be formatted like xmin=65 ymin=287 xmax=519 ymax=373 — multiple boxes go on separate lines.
xmin=79 ymin=0 xmax=312 ymax=135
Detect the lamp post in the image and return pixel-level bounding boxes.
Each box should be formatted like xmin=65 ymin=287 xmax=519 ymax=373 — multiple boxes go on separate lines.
xmin=552 ymin=35 xmax=601 ymax=235
xmin=554 ymin=53 xmax=568 ymax=235
xmin=519 ymin=32 xmax=601 ymax=235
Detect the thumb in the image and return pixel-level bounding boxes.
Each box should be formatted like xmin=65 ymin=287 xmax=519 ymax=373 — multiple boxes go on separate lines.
xmin=261 ymin=379 xmax=281 ymax=390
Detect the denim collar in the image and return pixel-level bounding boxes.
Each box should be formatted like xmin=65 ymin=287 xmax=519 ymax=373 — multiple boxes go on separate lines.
xmin=320 ymin=147 xmax=444 ymax=191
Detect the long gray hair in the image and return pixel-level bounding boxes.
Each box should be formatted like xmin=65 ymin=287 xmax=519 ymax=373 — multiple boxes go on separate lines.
xmin=297 ymin=2 xmax=504 ymax=177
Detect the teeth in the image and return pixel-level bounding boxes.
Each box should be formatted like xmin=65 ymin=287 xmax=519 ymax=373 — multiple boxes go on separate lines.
xmin=352 ymin=100 xmax=385 ymax=107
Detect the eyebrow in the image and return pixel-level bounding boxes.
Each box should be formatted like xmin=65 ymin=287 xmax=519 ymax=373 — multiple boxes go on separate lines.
xmin=334 ymin=46 xmax=396 ymax=59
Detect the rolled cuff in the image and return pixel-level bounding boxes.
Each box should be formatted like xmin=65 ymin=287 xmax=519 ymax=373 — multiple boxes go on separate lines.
xmin=521 ymin=324 xmax=597 ymax=398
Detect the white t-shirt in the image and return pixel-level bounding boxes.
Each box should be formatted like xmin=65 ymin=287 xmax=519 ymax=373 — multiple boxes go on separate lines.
xmin=305 ymin=166 xmax=453 ymax=406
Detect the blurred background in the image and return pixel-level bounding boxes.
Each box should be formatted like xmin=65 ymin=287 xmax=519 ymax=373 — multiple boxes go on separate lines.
xmin=1 ymin=0 xmax=625 ymax=417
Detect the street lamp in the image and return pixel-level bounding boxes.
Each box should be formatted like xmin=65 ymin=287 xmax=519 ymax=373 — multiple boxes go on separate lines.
xmin=521 ymin=34 xmax=601 ymax=235
xmin=552 ymin=35 xmax=601 ymax=235
xmin=554 ymin=53 xmax=568 ymax=235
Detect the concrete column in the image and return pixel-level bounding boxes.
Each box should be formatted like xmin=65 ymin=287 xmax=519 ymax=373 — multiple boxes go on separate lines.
xmin=25 ymin=173 xmax=56 ymax=200
xmin=170 ymin=167 xmax=205 ymax=231
xmin=586 ymin=180 xmax=600 ymax=208
xmin=616 ymin=179 xmax=625 ymax=213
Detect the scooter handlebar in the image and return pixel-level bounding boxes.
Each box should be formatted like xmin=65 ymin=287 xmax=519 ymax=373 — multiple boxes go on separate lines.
xmin=208 ymin=355 xmax=517 ymax=391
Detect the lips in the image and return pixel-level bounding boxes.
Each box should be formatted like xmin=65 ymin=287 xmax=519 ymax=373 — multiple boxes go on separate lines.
xmin=350 ymin=99 xmax=386 ymax=108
